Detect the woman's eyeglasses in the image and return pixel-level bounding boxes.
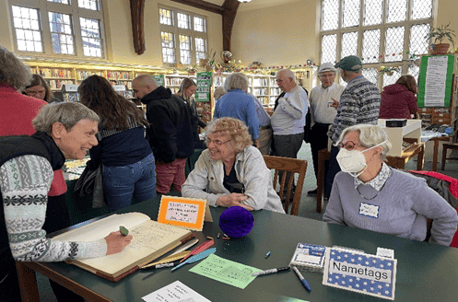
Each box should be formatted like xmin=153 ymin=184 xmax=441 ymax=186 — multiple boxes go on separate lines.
xmin=206 ymin=138 xmax=231 ymax=146
xmin=340 ymin=141 xmax=358 ymax=151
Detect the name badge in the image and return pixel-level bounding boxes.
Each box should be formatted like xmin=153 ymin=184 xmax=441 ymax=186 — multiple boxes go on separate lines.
xmin=359 ymin=202 xmax=379 ymax=218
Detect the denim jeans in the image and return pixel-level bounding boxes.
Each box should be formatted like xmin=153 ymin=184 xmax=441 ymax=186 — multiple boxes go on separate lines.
xmin=103 ymin=153 xmax=157 ymax=211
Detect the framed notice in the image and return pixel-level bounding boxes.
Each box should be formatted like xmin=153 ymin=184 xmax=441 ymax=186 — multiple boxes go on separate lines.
xmin=196 ymin=72 xmax=212 ymax=102
xmin=152 ymin=74 xmax=165 ymax=86
xmin=417 ymin=54 xmax=454 ymax=108
xmin=157 ymin=196 xmax=210 ymax=231
xmin=323 ymin=247 xmax=397 ymax=300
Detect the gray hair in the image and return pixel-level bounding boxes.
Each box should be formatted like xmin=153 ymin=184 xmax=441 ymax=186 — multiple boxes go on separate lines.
xmin=206 ymin=117 xmax=252 ymax=153
xmin=0 ymin=46 xmax=32 ymax=90
xmin=223 ymin=73 xmax=249 ymax=92
xmin=33 ymin=102 xmax=100 ymax=135
xmin=214 ymin=86 xmax=226 ymax=100
xmin=276 ymin=69 xmax=296 ymax=81
xmin=336 ymin=124 xmax=392 ymax=161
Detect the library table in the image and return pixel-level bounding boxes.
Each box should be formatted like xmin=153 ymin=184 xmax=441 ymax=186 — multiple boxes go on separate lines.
xmin=17 ymin=198 xmax=458 ymax=302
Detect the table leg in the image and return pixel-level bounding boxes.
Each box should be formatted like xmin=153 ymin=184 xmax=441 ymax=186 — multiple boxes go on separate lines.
xmin=16 ymin=262 xmax=40 ymax=302
xmin=432 ymin=139 xmax=439 ymax=171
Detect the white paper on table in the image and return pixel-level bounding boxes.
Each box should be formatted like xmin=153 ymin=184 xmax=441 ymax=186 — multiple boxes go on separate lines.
xmin=142 ymin=280 xmax=212 ymax=302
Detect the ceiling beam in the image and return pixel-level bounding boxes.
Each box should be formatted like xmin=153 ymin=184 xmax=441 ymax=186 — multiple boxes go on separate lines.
xmin=221 ymin=0 xmax=240 ymax=51
xmin=169 ymin=0 xmax=224 ymax=15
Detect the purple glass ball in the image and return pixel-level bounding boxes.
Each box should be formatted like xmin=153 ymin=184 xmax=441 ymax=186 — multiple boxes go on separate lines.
xmin=219 ymin=206 xmax=254 ymax=238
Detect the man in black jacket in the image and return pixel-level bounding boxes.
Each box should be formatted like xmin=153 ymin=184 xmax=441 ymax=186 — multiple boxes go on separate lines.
xmin=133 ymin=75 xmax=194 ymax=194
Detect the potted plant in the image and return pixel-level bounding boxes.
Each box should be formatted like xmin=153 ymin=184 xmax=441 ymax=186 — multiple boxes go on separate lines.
xmin=425 ymin=23 xmax=456 ymax=55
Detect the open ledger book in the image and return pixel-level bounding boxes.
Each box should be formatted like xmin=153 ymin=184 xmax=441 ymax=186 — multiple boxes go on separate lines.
xmin=52 ymin=212 xmax=191 ymax=282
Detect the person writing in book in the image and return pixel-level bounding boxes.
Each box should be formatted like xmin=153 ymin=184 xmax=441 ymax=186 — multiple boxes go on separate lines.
xmin=0 ymin=102 xmax=133 ymax=302
xmin=182 ymin=117 xmax=285 ymax=213
xmin=322 ymin=124 xmax=458 ymax=246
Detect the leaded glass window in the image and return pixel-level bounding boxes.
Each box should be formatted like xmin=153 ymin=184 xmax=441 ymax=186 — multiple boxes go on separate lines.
xmin=195 ymin=37 xmax=207 ymax=62
xmin=80 ymin=17 xmax=101 ymax=57
xmin=179 ymin=35 xmax=191 ymax=65
xmin=12 ymin=6 xmax=43 ymax=52
xmin=49 ymin=12 xmax=74 ymax=55
xmin=78 ymin=0 xmax=99 ymax=11
xmin=161 ymin=32 xmax=175 ymax=64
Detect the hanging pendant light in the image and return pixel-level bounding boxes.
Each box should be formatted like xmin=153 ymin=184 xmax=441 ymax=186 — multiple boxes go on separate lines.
xmin=238 ymin=0 xmax=252 ymax=3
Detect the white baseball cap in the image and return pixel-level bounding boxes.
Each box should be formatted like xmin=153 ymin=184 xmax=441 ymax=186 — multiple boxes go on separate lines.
xmin=319 ymin=62 xmax=337 ymax=73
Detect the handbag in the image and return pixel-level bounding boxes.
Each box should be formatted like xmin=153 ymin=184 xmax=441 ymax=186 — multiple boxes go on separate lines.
xmin=74 ymin=163 xmax=105 ymax=208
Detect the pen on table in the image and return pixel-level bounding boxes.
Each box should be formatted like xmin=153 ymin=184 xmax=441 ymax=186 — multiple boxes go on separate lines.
xmin=170 ymin=238 xmax=199 ymax=256
xmin=252 ymin=266 xmax=290 ymax=276
xmin=292 ymin=266 xmax=311 ymax=292
xmin=265 ymin=251 xmax=271 ymax=259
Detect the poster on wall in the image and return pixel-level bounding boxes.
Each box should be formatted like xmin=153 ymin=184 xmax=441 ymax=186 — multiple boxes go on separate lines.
xmin=417 ymin=54 xmax=454 ymax=108
xmin=196 ymin=72 xmax=212 ymax=102
xmin=152 ymin=74 xmax=165 ymax=87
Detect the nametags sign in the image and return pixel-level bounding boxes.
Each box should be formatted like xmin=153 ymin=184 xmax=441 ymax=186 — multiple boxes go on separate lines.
xmin=322 ymin=247 xmax=397 ymax=300
xmin=158 ymin=196 xmax=211 ymax=231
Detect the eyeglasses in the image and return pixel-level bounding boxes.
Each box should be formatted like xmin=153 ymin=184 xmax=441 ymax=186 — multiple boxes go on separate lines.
xmin=26 ymin=90 xmax=46 ymax=95
xmin=340 ymin=141 xmax=359 ymax=151
xmin=206 ymin=137 xmax=231 ymax=146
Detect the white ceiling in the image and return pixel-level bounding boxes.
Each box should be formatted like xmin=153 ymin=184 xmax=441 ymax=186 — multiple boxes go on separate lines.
xmin=204 ymin=0 xmax=301 ymax=12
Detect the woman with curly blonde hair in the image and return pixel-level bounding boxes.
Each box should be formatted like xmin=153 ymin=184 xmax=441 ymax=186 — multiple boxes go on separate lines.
xmin=182 ymin=117 xmax=284 ymax=213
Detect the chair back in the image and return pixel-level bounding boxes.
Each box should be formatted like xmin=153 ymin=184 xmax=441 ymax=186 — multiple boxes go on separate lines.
xmin=263 ymin=155 xmax=307 ymax=216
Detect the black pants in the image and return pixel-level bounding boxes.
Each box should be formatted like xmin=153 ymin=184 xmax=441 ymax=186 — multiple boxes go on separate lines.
xmin=273 ymin=133 xmax=304 ymax=193
xmin=309 ymin=123 xmax=331 ymax=180
xmin=325 ymin=145 xmax=341 ymax=198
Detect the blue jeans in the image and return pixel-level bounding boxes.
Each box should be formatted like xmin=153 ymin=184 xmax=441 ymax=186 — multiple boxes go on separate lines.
xmin=103 ymin=153 xmax=157 ymax=211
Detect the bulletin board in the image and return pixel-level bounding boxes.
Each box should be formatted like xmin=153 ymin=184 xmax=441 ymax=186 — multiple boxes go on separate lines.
xmin=417 ymin=54 xmax=454 ymax=108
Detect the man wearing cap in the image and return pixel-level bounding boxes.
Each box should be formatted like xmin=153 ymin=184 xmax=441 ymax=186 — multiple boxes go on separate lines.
xmin=307 ymin=63 xmax=345 ymax=196
xmin=325 ymin=55 xmax=381 ymax=199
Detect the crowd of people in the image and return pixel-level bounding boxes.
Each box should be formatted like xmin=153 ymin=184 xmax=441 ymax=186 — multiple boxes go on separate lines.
xmin=1 ymin=45 xmax=457 ymax=301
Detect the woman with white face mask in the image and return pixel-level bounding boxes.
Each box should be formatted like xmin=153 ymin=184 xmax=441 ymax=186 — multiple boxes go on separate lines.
xmin=322 ymin=124 xmax=458 ymax=246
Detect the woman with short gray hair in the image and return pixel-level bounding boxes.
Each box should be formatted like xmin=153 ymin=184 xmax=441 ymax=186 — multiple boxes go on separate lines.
xmin=323 ymin=124 xmax=458 ymax=246
xmin=213 ymin=73 xmax=259 ymax=143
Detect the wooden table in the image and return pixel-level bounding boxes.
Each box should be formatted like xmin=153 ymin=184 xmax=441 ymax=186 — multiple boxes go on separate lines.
xmin=15 ymin=198 xmax=458 ymax=302
xmin=316 ymin=142 xmax=425 ymax=213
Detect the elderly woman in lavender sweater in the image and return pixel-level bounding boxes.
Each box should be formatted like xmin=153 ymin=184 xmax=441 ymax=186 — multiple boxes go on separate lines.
xmin=323 ymin=124 xmax=458 ymax=246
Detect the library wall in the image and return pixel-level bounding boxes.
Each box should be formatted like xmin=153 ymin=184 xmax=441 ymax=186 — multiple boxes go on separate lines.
xmin=231 ymin=0 xmax=320 ymax=68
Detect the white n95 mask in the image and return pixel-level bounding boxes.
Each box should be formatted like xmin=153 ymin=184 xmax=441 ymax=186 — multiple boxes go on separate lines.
xmin=336 ymin=141 xmax=387 ymax=177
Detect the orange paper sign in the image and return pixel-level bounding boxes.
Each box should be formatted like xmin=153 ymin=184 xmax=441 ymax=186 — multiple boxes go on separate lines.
xmin=157 ymin=196 xmax=207 ymax=231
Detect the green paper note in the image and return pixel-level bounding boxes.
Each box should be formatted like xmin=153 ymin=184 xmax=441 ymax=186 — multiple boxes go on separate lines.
xmin=189 ymin=254 xmax=260 ymax=289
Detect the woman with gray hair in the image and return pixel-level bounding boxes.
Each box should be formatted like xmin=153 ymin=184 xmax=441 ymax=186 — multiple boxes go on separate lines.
xmin=213 ymin=73 xmax=259 ymax=144
xmin=182 ymin=117 xmax=284 ymax=213
xmin=323 ymin=124 xmax=458 ymax=246
xmin=0 ymin=102 xmax=133 ymax=301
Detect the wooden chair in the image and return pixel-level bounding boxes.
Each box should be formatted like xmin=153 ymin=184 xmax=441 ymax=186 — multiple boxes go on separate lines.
xmin=263 ymin=155 xmax=307 ymax=216
xmin=441 ymin=143 xmax=458 ymax=170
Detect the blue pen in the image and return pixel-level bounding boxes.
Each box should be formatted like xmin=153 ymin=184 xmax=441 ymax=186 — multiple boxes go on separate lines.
xmin=292 ymin=266 xmax=311 ymax=292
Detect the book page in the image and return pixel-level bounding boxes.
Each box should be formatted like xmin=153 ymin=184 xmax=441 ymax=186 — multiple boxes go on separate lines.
xmin=74 ymin=220 xmax=191 ymax=275
xmin=53 ymin=212 xmax=150 ymax=242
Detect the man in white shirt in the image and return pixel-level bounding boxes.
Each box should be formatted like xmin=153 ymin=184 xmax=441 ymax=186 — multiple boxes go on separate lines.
xmin=271 ymin=69 xmax=308 ymax=199
xmin=307 ymin=63 xmax=344 ymax=195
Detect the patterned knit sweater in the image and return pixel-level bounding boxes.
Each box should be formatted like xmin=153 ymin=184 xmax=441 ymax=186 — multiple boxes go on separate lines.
xmin=323 ymin=168 xmax=458 ymax=246
xmin=327 ymin=76 xmax=381 ymax=143
xmin=0 ymin=134 xmax=106 ymax=264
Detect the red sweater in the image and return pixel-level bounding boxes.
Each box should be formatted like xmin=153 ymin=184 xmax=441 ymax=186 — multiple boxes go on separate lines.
xmin=379 ymin=84 xmax=417 ymax=119
xmin=0 ymin=84 xmax=67 ymax=196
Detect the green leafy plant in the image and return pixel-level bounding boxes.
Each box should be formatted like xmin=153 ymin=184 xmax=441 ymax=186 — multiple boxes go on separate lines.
xmin=425 ymin=23 xmax=456 ymax=47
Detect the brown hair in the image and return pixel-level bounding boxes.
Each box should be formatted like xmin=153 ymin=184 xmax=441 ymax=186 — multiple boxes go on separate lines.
xmin=396 ymin=75 xmax=417 ymax=94
xmin=78 ymin=75 xmax=149 ymax=130
xmin=25 ymin=74 xmax=54 ymax=102
xmin=207 ymin=117 xmax=252 ymax=153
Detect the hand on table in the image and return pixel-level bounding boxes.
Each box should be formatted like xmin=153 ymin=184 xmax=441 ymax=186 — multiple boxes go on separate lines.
xmin=105 ymin=231 xmax=133 ymax=255
xmin=217 ymin=193 xmax=254 ymax=211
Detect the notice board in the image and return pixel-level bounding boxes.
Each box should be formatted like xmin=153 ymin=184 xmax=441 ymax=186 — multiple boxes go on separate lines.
xmin=417 ymin=54 xmax=454 ymax=108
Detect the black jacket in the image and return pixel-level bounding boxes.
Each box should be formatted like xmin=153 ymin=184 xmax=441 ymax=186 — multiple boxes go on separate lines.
xmin=141 ymin=86 xmax=194 ymax=163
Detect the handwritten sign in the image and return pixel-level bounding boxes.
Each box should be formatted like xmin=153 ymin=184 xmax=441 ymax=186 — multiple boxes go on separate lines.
xmin=196 ymin=72 xmax=212 ymax=102
xmin=158 ymin=196 xmax=208 ymax=231
xmin=189 ymin=254 xmax=259 ymax=289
